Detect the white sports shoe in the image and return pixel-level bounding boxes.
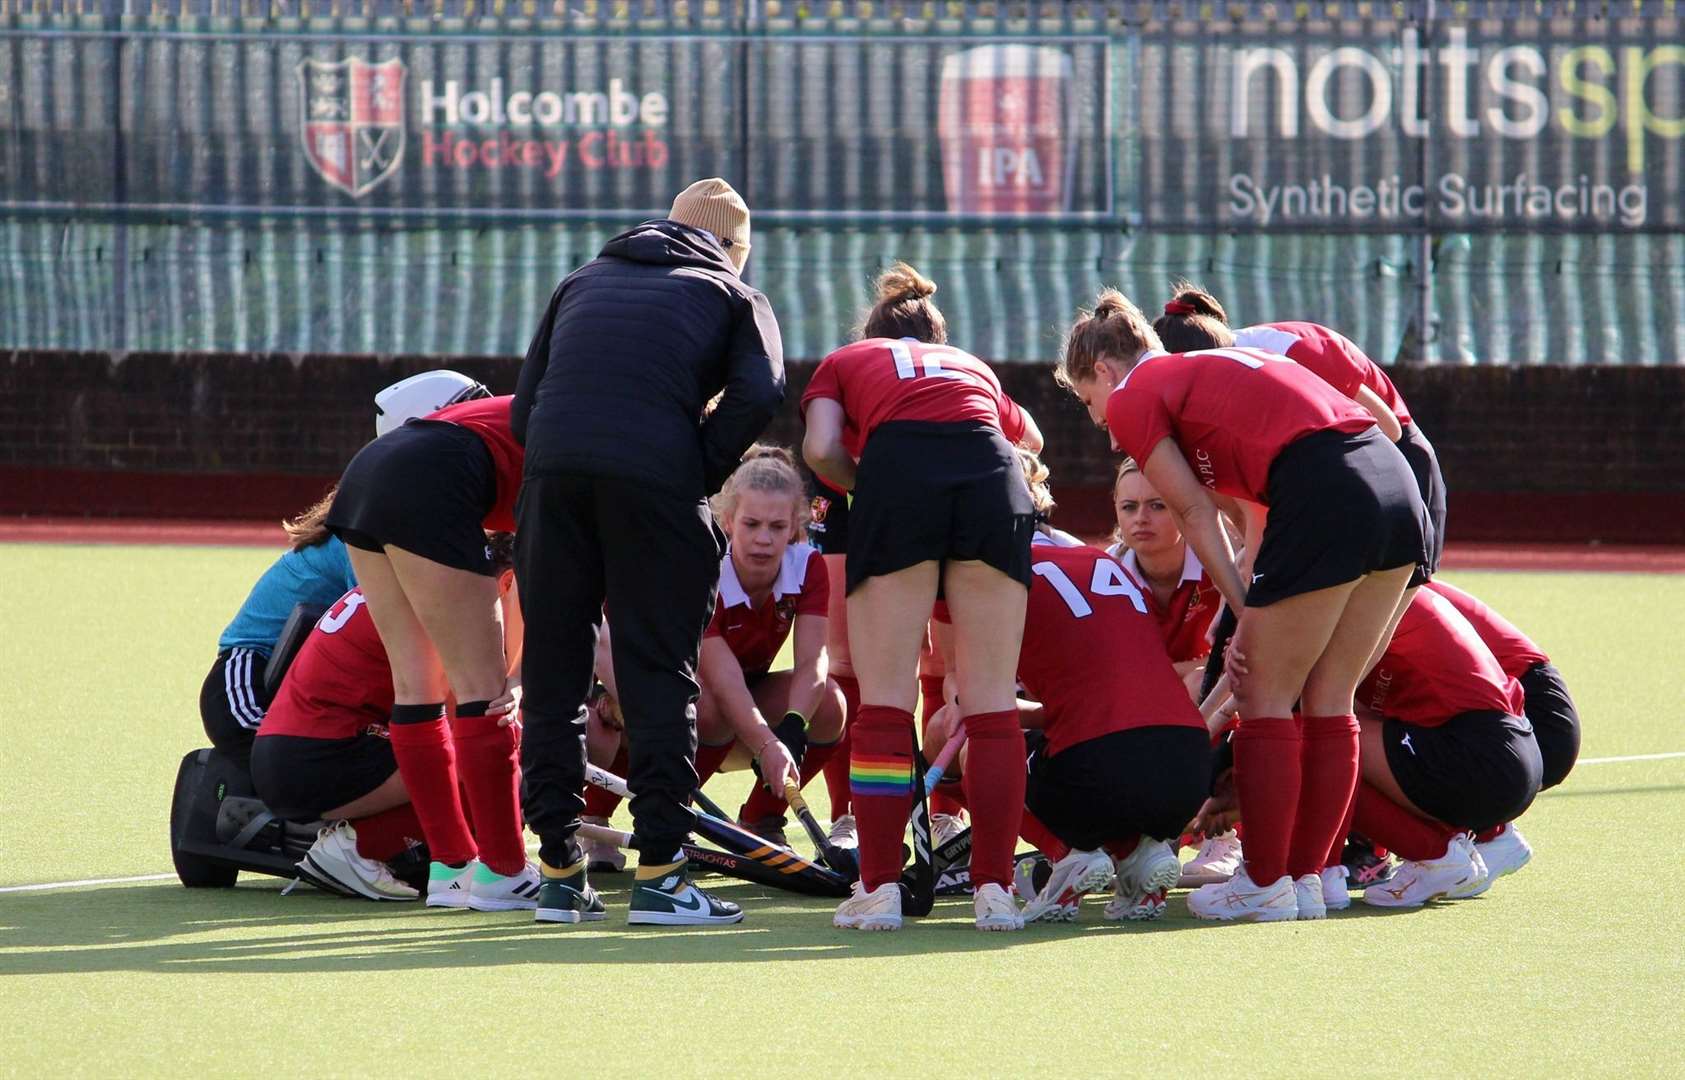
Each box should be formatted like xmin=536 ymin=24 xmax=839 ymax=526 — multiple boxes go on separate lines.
xmin=582 ymin=815 xmax=626 ymax=873
xmin=1187 ymin=868 xmax=1298 ymax=922
xmin=1179 ymin=830 xmax=1243 ymax=887
xmin=467 ymin=860 xmax=545 ymax=912
xmin=833 ymin=880 xmax=902 ymax=931
xmin=1294 ymin=874 xmax=1327 ymax=920
xmin=1364 ymin=835 xmax=1486 ymax=908
xmin=1464 ymin=824 xmax=1533 ymax=898
xmin=1320 ymin=865 xmax=1352 ymax=910
xmin=1445 ymin=843 xmax=1491 ymax=900
xmin=973 ymin=882 xmax=1024 ymax=932
xmin=827 ymin=814 xmax=858 ymax=850
xmin=931 ymin=812 xmax=968 ymax=850
xmin=1103 ymin=839 xmax=1182 ymax=921
xmin=1020 ymin=849 xmax=1113 ymax=924
xmin=297 ymin=821 xmax=418 ymax=902
xmin=425 ymin=860 xmax=478 ymax=909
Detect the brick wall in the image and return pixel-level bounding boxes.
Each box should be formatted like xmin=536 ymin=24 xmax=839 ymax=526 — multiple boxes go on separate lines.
xmin=4 ymin=350 xmax=1681 ymax=542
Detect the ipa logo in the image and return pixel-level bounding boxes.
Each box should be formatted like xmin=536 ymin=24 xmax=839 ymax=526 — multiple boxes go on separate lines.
xmin=297 ymin=57 xmax=406 ymax=198
xmin=938 ymin=45 xmax=1076 ymax=214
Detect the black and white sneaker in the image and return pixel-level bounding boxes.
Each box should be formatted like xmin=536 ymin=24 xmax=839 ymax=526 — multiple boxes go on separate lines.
xmin=627 ymin=862 xmax=743 ymax=926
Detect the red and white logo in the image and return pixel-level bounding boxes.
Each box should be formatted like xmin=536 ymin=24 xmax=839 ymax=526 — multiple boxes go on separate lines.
xmin=297 ymin=57 xmax=406 ymax=197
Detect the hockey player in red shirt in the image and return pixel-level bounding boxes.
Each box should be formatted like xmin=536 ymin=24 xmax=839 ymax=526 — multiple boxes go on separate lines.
xmin=804 ymin=264 xmax=1044 ymax=933
xmin=1058 ymin=289 xmax=1428 ymax=922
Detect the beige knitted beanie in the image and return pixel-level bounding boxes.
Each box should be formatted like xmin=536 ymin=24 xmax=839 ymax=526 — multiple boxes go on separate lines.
xmin=669 ymin=178 xmax=751 ymax=272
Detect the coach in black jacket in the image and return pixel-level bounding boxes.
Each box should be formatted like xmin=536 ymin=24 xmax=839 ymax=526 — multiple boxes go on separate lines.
xmin=511 ymin=178 xmax=786 ymax=925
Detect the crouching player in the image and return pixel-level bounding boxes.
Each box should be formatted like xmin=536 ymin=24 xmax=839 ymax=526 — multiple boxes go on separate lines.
xmin=928 ymin=481 xmax=1209 ymax=923
xmin=1347 ymin=588 xmax=1544 ymax=909
xmin=695 ymin=449 xmax=844 ymax=833
xmin=252 ymin=535 xmax=531 ymax=908
xmin=1426 ymin=579 xmax=1579 ymax=878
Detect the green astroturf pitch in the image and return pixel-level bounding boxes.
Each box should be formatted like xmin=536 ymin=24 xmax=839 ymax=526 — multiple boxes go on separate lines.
xmin=1 ymin=542 xmax=1682 ymax=1078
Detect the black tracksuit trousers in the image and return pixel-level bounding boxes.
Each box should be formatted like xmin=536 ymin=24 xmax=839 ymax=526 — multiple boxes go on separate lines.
xmin=516 ymin=472 xmax=723 ymax=866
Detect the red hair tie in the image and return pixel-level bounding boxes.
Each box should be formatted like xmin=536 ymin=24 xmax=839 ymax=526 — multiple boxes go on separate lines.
xmin=1163 ymin=300 xmax=1197 ymax=316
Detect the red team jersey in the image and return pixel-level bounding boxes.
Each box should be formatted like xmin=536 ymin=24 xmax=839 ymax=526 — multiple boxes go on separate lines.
xmin=1357 ymin=589 xmax=1525 ymax=727
xmin=257 ymin=589 xmax=395 ymax=742
xmin=1014 ymin=541 xmax=1203 ymax=757
xmin=1105 ymin=349 xmax=1375 ymax=504
xmin=1233 ymin=321 xmax=1413 ymax=425
xmin=704 ymin=543 xmax=829 ymax=675
xmin=1114 ymin=544 xmax=1218 ymax=662
xmin=1425 ymin=579 xmax=1550 ymax=679
xmin=801 ymin=338 xmax=1028 ymax=459
xmin=430 ymin=395 xmax=524 ymax=532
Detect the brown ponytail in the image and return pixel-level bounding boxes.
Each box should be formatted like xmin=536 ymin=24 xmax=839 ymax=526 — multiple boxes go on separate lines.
xmin=1055 ymin=288 xmax=1160 ymax=390
xmin=1153 ymin=282 xmax=1235 ymax=353
xmin=282 ymin=487 xmax=337 ymax=552
xmin=861 ymin=262 xmax=947 ymax=344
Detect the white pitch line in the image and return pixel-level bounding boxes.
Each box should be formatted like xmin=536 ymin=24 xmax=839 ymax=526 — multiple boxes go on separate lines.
xmin=0 ymin=873 xmax=175 ymax=894
xmin=1575 ymin=750 xmax=1685 ymax=766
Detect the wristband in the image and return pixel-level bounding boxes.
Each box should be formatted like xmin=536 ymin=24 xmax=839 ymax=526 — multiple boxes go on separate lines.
xmin=782 ymin=710 xmax=809 ymax=732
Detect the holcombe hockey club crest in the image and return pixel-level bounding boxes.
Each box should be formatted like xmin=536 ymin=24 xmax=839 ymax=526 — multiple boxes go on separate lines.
xmin=298 ymin=57 xmax=406 ymax=197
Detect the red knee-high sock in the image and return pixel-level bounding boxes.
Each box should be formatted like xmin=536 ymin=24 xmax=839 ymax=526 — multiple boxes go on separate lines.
xmin=1103 ymin=836 xmax=1139 ymax=861
xmin=352 ymin=803 xmax=424 ymax=862
xmin=1352 ymin=782 xmax=1458 ymax=861
xmin=961 ymin=710 xmax=1026 ymax=890
xmin=695 ymin=741 xmax=734 ymax=789
xmin=1020 ymin=808 xmax=1069 ymax=862
xmin=583 ymin=745 xmax=628 ymax=819
xmin=823 ymin=674 xmax=859 ymax=816
xmin=452 ymin=708 xmax=527 ymax=876
xmin=1231 ymin=716 xmax=1301 ymax=886
xmin=1474 ymin=824 xmax=1505 ymax=844
xmin=1324 ymin=792 xmax=1359 ymax=870
xmin=850 ymin=705 xmax=917 ymax=890
xmin=388 ymin=707 xmax=477 ymax=866
xmin=1288 ymin=713 xmax=1361 ymax=878
xmin=738 ymin=737 xmax=845 ymax=821
xmin=919 ymin=674 xmax=964 ymax=817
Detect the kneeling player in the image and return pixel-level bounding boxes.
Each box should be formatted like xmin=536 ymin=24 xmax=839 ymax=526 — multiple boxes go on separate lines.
xmin=1348 ymin=588 xmax=1544 ymax=909
xmin=929 ymin=525 xmax=1210 ymax=923
xmin=253 ymin=535 xmax=534 ymax=908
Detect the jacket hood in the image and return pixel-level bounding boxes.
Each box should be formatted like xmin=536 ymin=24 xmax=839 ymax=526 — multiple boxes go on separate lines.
xmin=600 ymin=220 xmax=739 ymax=276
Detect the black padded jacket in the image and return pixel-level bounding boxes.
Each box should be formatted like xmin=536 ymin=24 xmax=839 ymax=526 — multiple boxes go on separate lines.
xmin=511 ymin=220 xmax=785 ymax=497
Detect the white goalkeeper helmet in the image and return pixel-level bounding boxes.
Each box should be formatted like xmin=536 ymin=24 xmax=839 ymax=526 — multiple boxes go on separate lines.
xmin=374 ymin=370 xmax=490 ymax=436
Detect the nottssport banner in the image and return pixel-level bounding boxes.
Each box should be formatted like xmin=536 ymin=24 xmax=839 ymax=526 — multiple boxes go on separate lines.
xmin=1136 ymin=17 xmax=1684 ymax=232
xmin=0 ymin=16 xmax=1679 ymax=231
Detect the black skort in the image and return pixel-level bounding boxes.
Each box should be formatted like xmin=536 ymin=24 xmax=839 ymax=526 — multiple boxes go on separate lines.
xmin=1383 ymin=709 xmax=1543 ymax=833
xmin=1247 ymin=426 xmax=1429 ymax=607
xmin=847 ymin=420 xmax=1037 ymax=596
xmin=1521 ymin=661 xmax=1580 ymax=790
xmin=327 ymin=420 xmax=501 ymax=575
xmin=251 ymin=731 xmax=398 ymax=822
xmin=1397 ymin=422 xmax=1448 ymax=587
xmin=1026 ymin=726 xmax=1211 ymax=851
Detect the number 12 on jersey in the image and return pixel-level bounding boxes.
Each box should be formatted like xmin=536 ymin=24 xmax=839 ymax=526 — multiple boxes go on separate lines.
xmin=1032 ymin=557 xmax=1148 ymax=619
xmin=890 ymin=340 xmax=969 ymax=382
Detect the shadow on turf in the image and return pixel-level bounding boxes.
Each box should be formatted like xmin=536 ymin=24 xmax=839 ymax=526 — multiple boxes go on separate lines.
xmin=0 ymin=872 xmax=1408 ymax=974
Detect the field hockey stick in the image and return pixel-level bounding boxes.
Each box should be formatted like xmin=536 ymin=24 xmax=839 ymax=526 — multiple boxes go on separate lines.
xmin=783 ymin=780 xmax=860 ymax=880
xmin=901 ymin=727 xmax=969 ymax=917
xmin=585 ymin=764 xmax=850 ymax=896
xmin=1199 ymin=605 xmax=1238 ymax=702
xmin=1199 ymin=672 xmax=1234 ymax=738
xmin=576 ymin=823 xmax=848 ymax=898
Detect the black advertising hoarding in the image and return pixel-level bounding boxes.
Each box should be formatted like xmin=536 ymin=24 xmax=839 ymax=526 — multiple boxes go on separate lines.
xmin=3 ymin=15 xmax=1679 ymax=232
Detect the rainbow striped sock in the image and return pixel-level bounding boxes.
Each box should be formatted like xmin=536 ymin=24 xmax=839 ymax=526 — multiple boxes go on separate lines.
xmin=850 ymin=752 xmax=913 ymax=797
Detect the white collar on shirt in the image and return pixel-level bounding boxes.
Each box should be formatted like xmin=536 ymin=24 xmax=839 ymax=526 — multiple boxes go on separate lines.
xmin=718 ymin=543 xmax=817 ymax=609
xmin=1118 ymin=544 xmax=1204 ymax=587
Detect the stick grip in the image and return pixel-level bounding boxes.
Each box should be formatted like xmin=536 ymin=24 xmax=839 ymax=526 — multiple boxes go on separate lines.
xmin=922 ymin=728 xmax=968 ymax=790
